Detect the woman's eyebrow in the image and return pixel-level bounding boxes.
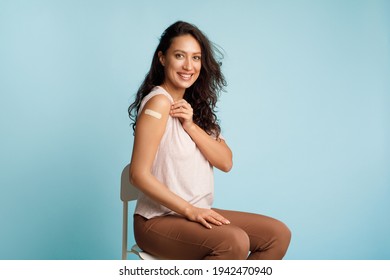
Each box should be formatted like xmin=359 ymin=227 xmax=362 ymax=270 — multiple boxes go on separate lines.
xmin=173 ymin=49 xmax=201 ymax=55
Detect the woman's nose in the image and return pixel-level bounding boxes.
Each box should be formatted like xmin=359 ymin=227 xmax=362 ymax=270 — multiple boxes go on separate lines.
xmin=183 ymin=58 xmax=193 ymax=70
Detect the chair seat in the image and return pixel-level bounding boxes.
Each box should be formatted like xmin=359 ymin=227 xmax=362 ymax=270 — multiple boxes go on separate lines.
xmin=130 ymin=244 xmax=161 ymax=260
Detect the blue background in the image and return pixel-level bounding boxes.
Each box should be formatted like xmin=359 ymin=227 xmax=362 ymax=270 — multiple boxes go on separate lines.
xmin=0 ymin=0 xmax=389 ymax=260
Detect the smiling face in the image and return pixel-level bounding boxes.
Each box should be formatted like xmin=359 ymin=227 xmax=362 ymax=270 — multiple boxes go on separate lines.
xmin=158 ymin=34 xmax=202 ymax=98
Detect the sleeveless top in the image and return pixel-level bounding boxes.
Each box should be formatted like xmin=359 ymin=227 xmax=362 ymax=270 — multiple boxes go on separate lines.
xmin=134 ymin=86 xmax=214 ymax=219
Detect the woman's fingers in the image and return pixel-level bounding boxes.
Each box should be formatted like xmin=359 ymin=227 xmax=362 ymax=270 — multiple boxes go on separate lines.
xmin=209 ymin=212 xmax=231 ymax=225
xmin=186 ymin=206 xmax=231 ymax=229
xmin=170 ymin=100 xmax=194 ymax=130
xmin=199 ymin=217 xmax=213 ymax=229
xmin=170 ymin=99 xmax=193 ymax=117
xmin=172 ymin=99 xmax=190 ymax=108
xmin=196 ymin=209 xmax=231 ymax=228
xmin=207 ymin=216 xmax=225 ymax=226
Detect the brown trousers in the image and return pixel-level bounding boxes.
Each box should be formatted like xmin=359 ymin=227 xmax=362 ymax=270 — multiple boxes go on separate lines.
xmin=134 ymin=208 xmax=291 ymax=260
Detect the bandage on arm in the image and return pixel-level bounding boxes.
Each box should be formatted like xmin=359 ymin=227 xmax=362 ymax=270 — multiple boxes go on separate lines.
xmin=144 ymin=109 xmax=162 ymax=119
xmin=145 ymin=109 xmax=161 ymax=119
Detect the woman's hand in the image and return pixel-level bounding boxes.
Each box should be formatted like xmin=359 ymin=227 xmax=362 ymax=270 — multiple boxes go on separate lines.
xmin=170 ymin=99 xmax=233 ymax=172
xmin=184 ymin=206 xmax=231 ymax=229
xmin=170 ymin=99 xmax=194 ymax=130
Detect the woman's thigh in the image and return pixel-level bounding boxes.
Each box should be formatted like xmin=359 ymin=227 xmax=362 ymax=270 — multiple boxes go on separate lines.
xmin=134 ymin=214 xmax=250 ymax=260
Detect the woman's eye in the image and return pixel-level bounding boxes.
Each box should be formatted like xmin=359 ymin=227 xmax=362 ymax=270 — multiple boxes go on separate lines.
xmin=193 ymin=56 xmax=201 ymax=61
xmin=175 ymin=54 xmax=184 ymax=59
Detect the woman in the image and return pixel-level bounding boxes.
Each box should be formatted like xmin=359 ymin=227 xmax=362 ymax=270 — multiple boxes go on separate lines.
xmin=128 ymin=21 xmax=291 ymax=260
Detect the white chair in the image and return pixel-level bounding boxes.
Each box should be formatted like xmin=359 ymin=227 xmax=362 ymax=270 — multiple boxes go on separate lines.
xmin=120 ymin=164 xmax=160 ymax=260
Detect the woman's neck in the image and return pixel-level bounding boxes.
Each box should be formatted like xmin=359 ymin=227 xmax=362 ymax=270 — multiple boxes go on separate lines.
xmin=159 ymin=83 xmax=184 ymax=101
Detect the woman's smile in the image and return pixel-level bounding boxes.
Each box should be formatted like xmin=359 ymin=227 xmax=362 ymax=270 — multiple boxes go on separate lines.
xmin=178 ymin=72 xmax=193 ymax=81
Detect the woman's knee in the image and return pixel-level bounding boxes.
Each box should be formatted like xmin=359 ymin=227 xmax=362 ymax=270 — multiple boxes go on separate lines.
xmin=274 ymin=220 xmax=292 ymax=257
xmin=279 ymin=221 xmax=292 ymax=245
xmin=248 ymin=218 xmax=292 ymax=260
xmin=216 ymin=227 xmax=250 ymax=260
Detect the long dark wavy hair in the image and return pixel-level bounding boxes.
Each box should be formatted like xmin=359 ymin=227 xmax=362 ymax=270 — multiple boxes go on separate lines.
xmin=128 ymin=21 xmax=226 ymax=138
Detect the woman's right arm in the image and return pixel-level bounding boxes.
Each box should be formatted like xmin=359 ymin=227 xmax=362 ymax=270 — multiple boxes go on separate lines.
xmin=129 ymin=95 xmax=229 ymax=228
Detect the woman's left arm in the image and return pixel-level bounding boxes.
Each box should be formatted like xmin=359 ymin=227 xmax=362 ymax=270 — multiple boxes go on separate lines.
xmin=170 ymin=99 xmax=233 ymax=172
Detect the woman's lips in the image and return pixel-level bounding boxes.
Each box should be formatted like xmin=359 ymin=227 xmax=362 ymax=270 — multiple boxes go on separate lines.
xmin=178 ymin=73 xmax=193 ymax=80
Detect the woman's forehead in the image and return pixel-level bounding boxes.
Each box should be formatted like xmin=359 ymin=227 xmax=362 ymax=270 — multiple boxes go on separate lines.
xmin=169 ymin=34 xmax=201 ymax=54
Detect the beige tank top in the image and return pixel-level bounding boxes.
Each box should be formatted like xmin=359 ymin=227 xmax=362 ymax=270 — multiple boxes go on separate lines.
xmin=134 ymin=86 xmax=214 ymax=219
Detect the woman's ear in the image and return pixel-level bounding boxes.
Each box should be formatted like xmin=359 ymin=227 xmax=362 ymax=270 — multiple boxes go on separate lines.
xmin=158 ymin=51 xmax=165 ymax=66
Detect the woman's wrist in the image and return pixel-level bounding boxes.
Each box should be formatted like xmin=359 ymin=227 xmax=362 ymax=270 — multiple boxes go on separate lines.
xmin=182 ymin=121 xmax=197 ymax=134
xmin=183 ymin=204 xmax=195 ymax=219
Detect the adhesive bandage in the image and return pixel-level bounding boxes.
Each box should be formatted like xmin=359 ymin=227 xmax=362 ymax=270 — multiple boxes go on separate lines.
xmin=144 ymin=109 xmax=162 ymax=119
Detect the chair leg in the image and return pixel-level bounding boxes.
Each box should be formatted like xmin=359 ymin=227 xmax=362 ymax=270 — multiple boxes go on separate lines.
xmin=122 ymin=201 xmax=128 ymax=260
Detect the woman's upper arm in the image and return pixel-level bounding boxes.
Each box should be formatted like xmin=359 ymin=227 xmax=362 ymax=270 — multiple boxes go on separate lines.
xmin=129 ymin=95 xmax=171 ymax=185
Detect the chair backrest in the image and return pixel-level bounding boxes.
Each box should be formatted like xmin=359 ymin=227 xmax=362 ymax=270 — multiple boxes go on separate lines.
xmin=120 ymin=164 xmax=139 ymax=202
xmin=120 ymin=163 xmax=161 ymax=260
